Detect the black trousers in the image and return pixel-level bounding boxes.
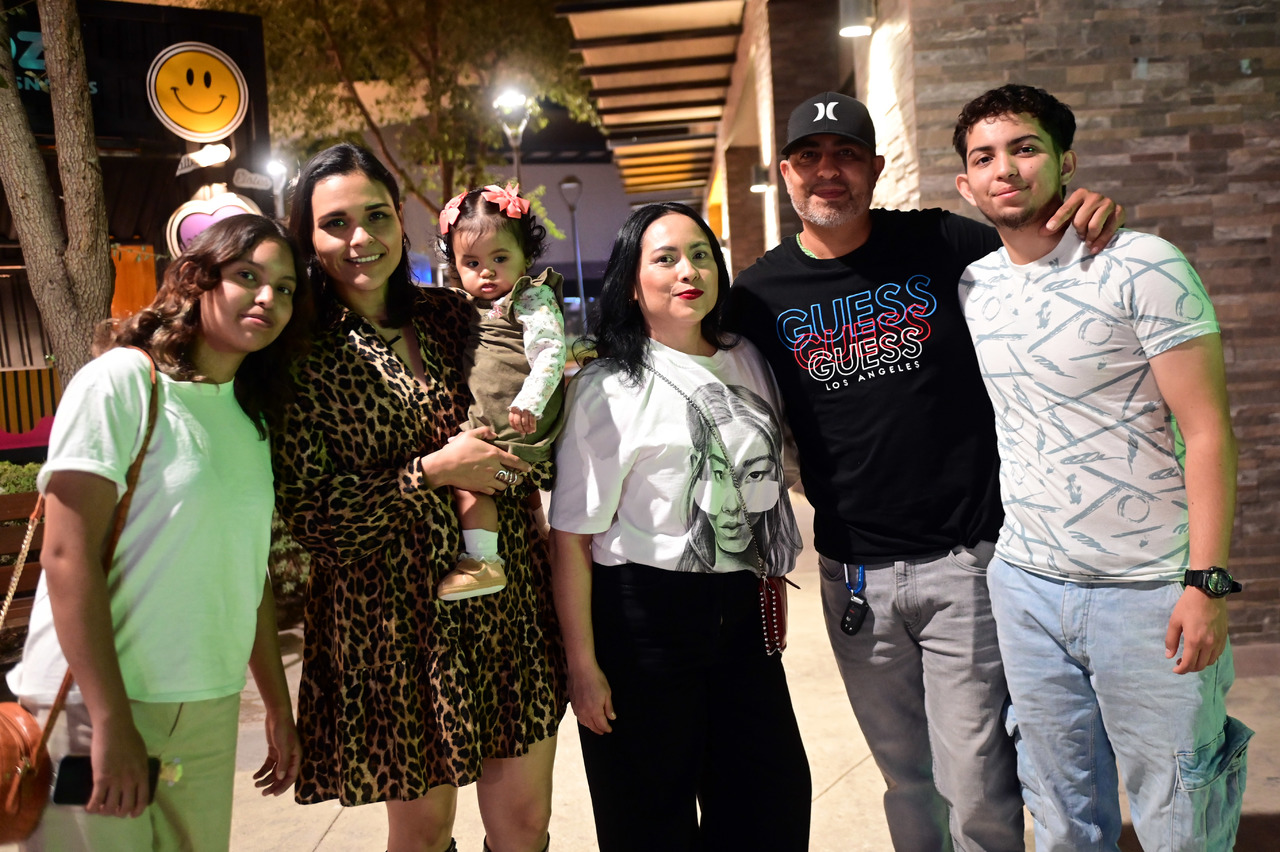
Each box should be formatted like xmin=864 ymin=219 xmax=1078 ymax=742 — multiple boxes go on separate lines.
xmin=579 ymin=563 xmax=811 ymax=852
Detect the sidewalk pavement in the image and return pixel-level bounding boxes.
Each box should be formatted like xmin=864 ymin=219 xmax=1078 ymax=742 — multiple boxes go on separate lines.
xmin=227 ymin=494 xmax=902 ymax=852
xmin=8 ymin=492 xmax=1277 ymax=850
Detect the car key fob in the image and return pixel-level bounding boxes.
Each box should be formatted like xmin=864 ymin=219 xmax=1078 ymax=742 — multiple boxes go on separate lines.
xmin=841 ymin=593 xmax=869 ymax=636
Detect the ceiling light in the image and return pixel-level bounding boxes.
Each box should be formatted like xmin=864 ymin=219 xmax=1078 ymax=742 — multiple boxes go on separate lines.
xmin=839 ymin=0 xmax=876 ymax=37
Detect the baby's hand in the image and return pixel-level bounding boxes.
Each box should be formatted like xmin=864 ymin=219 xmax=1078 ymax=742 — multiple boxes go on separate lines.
xmin=509 ymin=406 xmax=539 ymax=435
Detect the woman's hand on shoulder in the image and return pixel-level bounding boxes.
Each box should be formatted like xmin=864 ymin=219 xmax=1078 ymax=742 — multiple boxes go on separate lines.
xmin=568 ymin=660 xmax=616 ymax=735
xmin=418 ymin=426 xmax=531 ymax=494
xmin=86 ymin=716 xmax=152 ymax=818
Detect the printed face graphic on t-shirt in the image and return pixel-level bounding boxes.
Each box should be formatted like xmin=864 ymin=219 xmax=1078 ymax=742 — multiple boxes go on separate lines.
xmin=678 ymin=383 xmax=795 ymax=575
xmin=691 ymin=418 xmax=780 ymax=555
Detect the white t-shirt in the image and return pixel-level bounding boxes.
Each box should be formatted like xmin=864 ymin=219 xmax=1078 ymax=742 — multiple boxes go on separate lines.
xmin=550 ymin=339 xmax=801 ymax=576
xmin=959 ymin=229 xmax=1220 ymax=582
xmin=8 ymin=348 xmax=272 ymax=703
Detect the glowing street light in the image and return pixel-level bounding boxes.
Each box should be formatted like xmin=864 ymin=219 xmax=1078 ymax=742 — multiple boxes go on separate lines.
xmin=493 ymin=89 xmax=530 ymax=185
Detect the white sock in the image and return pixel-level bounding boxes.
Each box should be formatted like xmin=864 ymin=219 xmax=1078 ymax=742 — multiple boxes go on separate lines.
xmin=462 ymin=529 xmax=500 ymax=561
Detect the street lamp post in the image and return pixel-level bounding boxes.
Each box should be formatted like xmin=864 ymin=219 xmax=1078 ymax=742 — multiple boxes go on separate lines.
xmin=558 ymin=175 xmax=588 ymax=335
xmin=267 ymin=159 xmax=287 ymax=218
xmin=493 ymin=89 xmax=530 ymax=186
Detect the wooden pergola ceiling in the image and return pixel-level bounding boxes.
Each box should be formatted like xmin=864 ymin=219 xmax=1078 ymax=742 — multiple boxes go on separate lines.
xmin=557 ymin=0 xmax=745 ymax=195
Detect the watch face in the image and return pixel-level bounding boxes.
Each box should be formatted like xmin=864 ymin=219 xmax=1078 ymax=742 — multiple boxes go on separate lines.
xmin=1206 ymin=571 xmax=1232 ymax=596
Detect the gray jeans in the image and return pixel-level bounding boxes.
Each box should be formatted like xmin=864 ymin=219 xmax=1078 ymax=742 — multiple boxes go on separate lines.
xmin=819 ymin=543 xmax=1023 ymax=852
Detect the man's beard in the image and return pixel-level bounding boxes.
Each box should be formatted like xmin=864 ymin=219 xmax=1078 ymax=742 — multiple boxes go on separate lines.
xmin=985 ymin=205 xmax=1038 ymax=230
xmin=788 ymin=184 xmax=864 ymax=229
xmin=980 ymin=187 xmax=1062 ymax=232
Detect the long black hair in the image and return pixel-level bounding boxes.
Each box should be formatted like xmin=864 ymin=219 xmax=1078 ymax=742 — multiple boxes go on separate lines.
xmin=288 ymin=143 xmax=416 ymax=326
xmin=577 ymin=202 xmax=733 ymax=386
xmin=97 ymin=214 xmax=313 ymax=438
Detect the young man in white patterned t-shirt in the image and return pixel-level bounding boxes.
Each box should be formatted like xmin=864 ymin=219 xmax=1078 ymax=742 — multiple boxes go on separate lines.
xmin=953 ymin=83 xmax=1252 ymax=852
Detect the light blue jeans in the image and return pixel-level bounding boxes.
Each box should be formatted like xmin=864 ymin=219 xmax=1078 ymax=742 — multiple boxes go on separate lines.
xmin=988 ymin=557 xmax=1252 ymax=852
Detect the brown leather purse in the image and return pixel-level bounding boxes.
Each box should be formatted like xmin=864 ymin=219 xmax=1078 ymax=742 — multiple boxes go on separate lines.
xmin=0 ymin=349 xmax=159 ymax=842
xmin=1 ymin=693 xmax=55 ymax=841
xmin=1 ymin=495 xmax=57 ymax=842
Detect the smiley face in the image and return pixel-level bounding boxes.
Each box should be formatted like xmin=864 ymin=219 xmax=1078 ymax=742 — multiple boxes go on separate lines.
xmin=147 ymin=42 xmax=248 ymax=143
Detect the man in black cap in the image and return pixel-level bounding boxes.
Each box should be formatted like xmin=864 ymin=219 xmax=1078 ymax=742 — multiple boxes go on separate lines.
xmin=725 ymin=91 xmax=1122 ymax=852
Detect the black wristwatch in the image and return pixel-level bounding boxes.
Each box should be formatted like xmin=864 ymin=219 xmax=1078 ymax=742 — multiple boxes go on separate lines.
xmin=1183 ymin=567 xmax=1242 ymax=598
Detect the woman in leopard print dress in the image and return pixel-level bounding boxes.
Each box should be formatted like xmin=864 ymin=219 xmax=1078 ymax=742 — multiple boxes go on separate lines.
xmin=273 ymin=143 xmax=565 ymax=852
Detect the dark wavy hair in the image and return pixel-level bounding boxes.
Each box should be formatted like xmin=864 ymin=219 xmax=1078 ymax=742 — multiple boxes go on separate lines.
xmin=95 ymin=214 xmax=313 ymax=438
xmin=436 ymin=186 xmax=548 ymax=284
xmin=953 ymin=83 xmax=1076 ymax=162
xmin=577 ymin=202 xmax=733 ymax=386
xmin=288 ymin=143 xmax=416 ymax=326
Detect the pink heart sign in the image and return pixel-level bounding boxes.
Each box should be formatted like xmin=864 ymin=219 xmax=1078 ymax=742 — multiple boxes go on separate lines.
xmin=165 ymin=192 xmax=262 ymax=258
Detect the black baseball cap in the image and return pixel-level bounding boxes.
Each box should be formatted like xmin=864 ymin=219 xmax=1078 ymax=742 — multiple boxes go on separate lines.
xmin=780 ymin=92 xmax=877 ymax=157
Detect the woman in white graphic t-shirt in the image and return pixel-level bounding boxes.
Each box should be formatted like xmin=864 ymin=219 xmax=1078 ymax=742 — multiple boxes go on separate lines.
xmin=549 ymin=202 xmax=809 ymax=852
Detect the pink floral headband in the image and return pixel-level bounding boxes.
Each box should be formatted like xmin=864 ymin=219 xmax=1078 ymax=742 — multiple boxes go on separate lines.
xmin=438 ymin=183 xmax=530 ymax=236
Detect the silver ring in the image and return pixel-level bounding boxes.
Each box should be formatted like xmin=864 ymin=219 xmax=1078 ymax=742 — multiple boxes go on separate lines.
xmin=495 ymin=468 xmax=513 ymax=484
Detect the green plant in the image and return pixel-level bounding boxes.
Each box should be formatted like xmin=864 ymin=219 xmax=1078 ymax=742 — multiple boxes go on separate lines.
xmin=0 ymin=461 xmax=42 ymax=495
xmin=269 ymin=512 xmax=311 ymax=599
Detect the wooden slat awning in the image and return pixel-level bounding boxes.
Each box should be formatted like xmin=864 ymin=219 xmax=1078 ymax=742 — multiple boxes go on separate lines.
xmin=556 ymin=0 xmax=745 ymax=198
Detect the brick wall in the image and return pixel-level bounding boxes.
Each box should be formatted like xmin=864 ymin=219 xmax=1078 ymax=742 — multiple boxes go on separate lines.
xmin=724 ymin=146 xmax=767 ymax=277
xmin=893 ymin=0 xmax=1280 ymax=644
xmin=767 ymin=0 xmax=842 ymax=240
xmin=859 ymin=0 xmax=921 ymax=211
xmin=713 ymin=0 xmax=776 ymax=270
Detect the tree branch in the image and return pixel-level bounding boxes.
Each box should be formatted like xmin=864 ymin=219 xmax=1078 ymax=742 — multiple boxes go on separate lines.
xmin=312 ymin=0 xmax=439 ymax=214
xmin=37 ymin=0 xmax=111 ymax=320
xmin=0 ymin=5 xmax=92 ymax=375
xmin=377 ymin=0 xmax=435 ymax=86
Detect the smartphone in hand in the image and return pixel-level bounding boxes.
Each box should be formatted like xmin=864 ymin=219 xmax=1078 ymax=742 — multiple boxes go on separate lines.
xmin=50 ymin=755 xmax=162 ymax=806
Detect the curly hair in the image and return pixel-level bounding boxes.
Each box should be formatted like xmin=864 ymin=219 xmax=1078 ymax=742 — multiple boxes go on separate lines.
xmin=96 ymin=214 xmax=313 ymax=438
xmin=576 ymin=202 xmax=734 ymax=387
xmin=953 ymin=83 xmax=1076 ymax=163
xmin=436 ymin=186 xmax=548 ymax=285
xmin=288 ymin=143 xmax=417 ymax=326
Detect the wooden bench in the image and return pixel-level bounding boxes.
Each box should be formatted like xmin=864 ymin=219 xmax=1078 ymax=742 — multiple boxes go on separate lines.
xmin=0 ymin=491 xmax=44 ymax=631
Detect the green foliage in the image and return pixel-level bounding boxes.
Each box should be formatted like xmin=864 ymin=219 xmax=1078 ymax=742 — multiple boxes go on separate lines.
xmin=269 ymin=510 xmax=310 ymax=600
xmin=201 ymin=0 xmax=598 ymax=218
xmin=0 ymin=462 xmax=41 ymax=495
xmin=524 ymin=185 xmax=565 ymax=241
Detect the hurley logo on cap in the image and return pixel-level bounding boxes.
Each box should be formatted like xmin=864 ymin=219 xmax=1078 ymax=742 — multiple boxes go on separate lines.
xmin=781 ymin=91 xmax=877 ymax=157
xmin=813 ymin=101 xmax=840 ymax=122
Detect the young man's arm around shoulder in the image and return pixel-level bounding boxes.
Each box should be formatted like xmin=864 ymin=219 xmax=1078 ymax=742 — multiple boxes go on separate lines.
xmin=1149 ymin=332 xmax=1237 ymax=674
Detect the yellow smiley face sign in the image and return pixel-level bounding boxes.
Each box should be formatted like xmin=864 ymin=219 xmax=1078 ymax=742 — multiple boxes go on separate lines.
xmin=147 ymin=42 xmax=248 ymax=143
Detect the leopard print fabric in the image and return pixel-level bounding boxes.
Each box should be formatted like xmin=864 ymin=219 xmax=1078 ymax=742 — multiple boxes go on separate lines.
xmin=272 ymin=287 xmax=567 ymax=806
